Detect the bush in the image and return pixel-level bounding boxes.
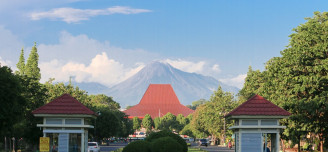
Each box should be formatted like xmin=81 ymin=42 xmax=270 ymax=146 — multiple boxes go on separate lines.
xmin=146 ymin=130 xmax=187 ymax=152
xmin=150 ymin=137 xmax=183 ymax=152
xmin=122 ymin=140 xmax=151 ymax=152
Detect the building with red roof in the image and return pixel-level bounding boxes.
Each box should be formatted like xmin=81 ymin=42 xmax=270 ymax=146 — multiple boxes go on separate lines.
xmin=225 ymin=95 xmax=290 ymax=152
xmin=123 ymin=84 xmax=194 ymax=119
xmin=225 ymin=94 xmax=290 ymax=117
xmin=32 ymin=94 xmax=96 ymax=152
xmin=32 ymin=93 xmax=96 ymax=116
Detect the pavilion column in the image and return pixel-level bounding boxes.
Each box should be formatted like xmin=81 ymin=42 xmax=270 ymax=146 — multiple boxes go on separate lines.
xmin=276 ymin=133 xmax=280 ymax=152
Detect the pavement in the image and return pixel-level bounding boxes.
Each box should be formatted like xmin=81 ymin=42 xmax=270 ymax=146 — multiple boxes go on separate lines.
xmin=100 ymin=142 xmax=235 ymax=152
xmin=100 ymin=143 xmax=128 ymax=152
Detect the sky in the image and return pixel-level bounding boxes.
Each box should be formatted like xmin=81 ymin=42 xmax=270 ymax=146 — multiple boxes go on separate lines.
xmin=0 ymin=0 xmax=327 ymax=89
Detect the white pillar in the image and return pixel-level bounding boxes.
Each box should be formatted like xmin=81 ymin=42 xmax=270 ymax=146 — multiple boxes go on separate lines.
xmin=276 ymin=133 xmax=280 ymax=152
xmin=81 ymin=131 xmax=84 ymax=152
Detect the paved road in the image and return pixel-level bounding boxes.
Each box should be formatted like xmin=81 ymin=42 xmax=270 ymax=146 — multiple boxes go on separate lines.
xmin=100 ymin=143 xmax=128 ymax=152
xmin=100 ymin=142 xmax=234 ymax=152
xmin=197 ymin=145 xmax=234 ymax=152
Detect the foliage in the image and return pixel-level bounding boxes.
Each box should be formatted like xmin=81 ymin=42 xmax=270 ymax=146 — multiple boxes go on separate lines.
xmin=153 ymin=117 xmax=161 ymax=130
xmin=238 ymin=12 xmax=328 ymax=152
xmin=122 ymin=140 xmax=151 ymax=152
xmin=133 ymin=117 xmax=141 ymax=131
xmin=186 ymin=99 xmax=207 ymax=110
xmin=159 ymin=112 xmax=179 ymax=131
xmin=150 ymin=137 xmax=183 ymax=152
xmin=191 ymin=86 xmax=236 ymax=144
xmin=142 ymin=114 xmax=154 ymax=132
xmin=16 ymin=48 xmax=25 ymax=75
xmin=0 ymin=66 xmax=25 ymax=138
xmin=25 ymin=43 xmax=41 ymax=80
xmin=145 ymin=130 xmax=187 ymax=152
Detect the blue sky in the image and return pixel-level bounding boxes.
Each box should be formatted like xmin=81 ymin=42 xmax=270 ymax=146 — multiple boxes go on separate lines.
xmin=0 ymin=0 xmax=327 ymax=89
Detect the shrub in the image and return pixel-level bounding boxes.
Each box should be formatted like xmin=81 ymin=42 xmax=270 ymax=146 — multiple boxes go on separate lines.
xmin=122 ymin=140 xmax=151 ymax=152
xmin=145 ymin=130 xmax=187 ymax=152
xmin=150 ymin=137 xmax=183 ymax=152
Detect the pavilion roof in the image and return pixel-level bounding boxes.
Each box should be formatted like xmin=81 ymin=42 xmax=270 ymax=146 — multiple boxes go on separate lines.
xmin=32 ymin=94 xmax=96 ymax=115
xmin=225 ymin=95 xmax=290 ymax=117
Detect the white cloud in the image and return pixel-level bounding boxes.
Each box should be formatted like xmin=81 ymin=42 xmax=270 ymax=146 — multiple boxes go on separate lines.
xmin=37 ymin=31 xmax=159 ymax=65
xmin=40 ymin=52 xmax=145 ymax=86
xmin=219 ymin=74 xmax=247 ymax=89
xmin=0 ymin=56 xmax=10 ymax=66
xmin=164 ymin=59 xmax=206 ymax=73
xmin=30 ymin=6 xmax=152 ymax=23
xmin=163 ymin=59 xmax=221 ymax=77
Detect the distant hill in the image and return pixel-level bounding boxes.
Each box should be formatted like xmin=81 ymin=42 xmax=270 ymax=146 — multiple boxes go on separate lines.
xmin=105 ymin=61 xmax=239 ymax=108
xmin=67 ymin=81 xmax=109 ymax=95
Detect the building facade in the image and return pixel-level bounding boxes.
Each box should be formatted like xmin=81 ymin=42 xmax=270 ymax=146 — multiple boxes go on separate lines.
xmin=32 ymin=94 xmax=97 ymax=152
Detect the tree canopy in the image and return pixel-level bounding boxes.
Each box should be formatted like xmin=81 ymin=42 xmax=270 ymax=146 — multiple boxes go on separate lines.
xmin=239 ymin=12 xmax=328 ymax=152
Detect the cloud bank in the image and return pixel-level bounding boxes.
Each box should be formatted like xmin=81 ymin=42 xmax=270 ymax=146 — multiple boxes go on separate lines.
xmin=30 ymin=6 xmax=152 ymax=23
xmin=219 ymin=74 xmax=247 ymax=89
xmin=40 ymin=52 xmax=144 ymax=86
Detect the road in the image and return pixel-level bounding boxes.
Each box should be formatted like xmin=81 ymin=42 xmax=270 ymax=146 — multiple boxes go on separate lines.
xmin=196 ymin=145 xmax=234 ymax=152
xmin=100 ymin=143 xmax=128 ymax=152
xmin=100 ymin=142 xmax=235 ymax=152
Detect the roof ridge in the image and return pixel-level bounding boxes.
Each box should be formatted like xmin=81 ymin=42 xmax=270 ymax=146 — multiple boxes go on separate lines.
xmin=225 ymin=94 xmax=290 ymax=117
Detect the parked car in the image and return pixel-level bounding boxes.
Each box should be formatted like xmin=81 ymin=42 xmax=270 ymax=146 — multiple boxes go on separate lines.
xmin=199 ymin=139 xmax=208 ymax=147
xmin=88 ymin=142 xmax=100 ymax=152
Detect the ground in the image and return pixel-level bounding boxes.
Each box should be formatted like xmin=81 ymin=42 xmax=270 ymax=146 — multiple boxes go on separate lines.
xmin=99 ymin=142 xmax=235 ymax=152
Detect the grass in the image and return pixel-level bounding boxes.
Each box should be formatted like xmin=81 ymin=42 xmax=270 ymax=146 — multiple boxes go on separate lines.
xmin=188 ymin=147 xmax=207 ymax=152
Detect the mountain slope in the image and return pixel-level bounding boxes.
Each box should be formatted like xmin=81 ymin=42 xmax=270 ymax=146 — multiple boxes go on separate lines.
xmin=106 ymin=61 xmax=239 ymax=107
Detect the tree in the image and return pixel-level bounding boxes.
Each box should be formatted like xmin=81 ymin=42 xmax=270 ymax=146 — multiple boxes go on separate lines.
xmin=0 ymin=65 xmax=25 ymax=141
xmin=154 ymin=117 xmax=161 ymax=130
xmin=25 ymin=43 xmax=41 ymax=81
xmin=191 ymin=86 xmax=236 ymax=145
xmin=16 ymin=48 xmax=25 ymax=75
xmin=186 ymin=99 xmax=207 ymax=110
xmin=133 ymin=117 xmax=141 ymax=131
xmin=176 ymin=114 xmax=187 ymax=132
xmin=160 ymin=112 xmax=178 ymax=131
xmin=142 ymin=114 xmax=154 ymax=133
xmin=238 ymin=12 xmax=328 ymax=152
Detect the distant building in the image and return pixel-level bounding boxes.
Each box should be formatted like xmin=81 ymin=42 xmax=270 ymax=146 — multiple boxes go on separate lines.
xmin=123 ymin=84 xmax=194 ymax=119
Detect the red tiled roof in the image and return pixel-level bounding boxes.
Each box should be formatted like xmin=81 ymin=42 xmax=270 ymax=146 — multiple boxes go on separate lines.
xmin=123 ymin=84 xmax=194 ymax=119
xmin=32 ymin=94 xmax=96 ymax=115
xmin=225 ymin=95 xmax=291 ymax=117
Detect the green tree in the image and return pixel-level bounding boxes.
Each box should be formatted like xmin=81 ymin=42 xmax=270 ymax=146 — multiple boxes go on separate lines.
xmin=154 ymin=117 xmax=161 ymax=130
xmin=176 ymin=114 xmax=188 ymax=133
xmin=142 ymin=114 xmax=154 ymax=133
xmin=186 ymin=99 xmax=207 ymax=110
xmin=133 ymin=117 xmax=141 ymax=131
xmin=25 ymin=43 xmax=41 ymax=81
xmin=0 ymin=65 xmax=25 ymax=140
xmin=16 ymin=48 xmax=25 ymax=75
xmin=238 ymin=12 xmax=328 ymax=152
xmin=160 ymin=112 xmax=178 ymax=131
xmin=18 ymin=75 xmax=48 ymax=147
xmin=191 ymin=86 xmax=236 ymax=145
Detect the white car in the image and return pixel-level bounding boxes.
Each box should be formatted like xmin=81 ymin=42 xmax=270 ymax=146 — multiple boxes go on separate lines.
xmin=88 ymin=142 xmax=100 ymax=152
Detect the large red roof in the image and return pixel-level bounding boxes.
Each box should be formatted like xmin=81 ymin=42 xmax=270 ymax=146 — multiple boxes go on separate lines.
xmin=32 ymin=94 xmax=96 ymax=115
xmin=123 ymin=84 xmax=194 ymax=119
xmin=225 ymin=95 xmax=290 ymax=117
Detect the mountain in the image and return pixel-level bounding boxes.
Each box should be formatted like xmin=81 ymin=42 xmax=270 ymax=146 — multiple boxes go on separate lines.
xmin=106 ymin=61 xmax=239 ymax=108
xmin=67 ymin=81 xmax=109 ymax=95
